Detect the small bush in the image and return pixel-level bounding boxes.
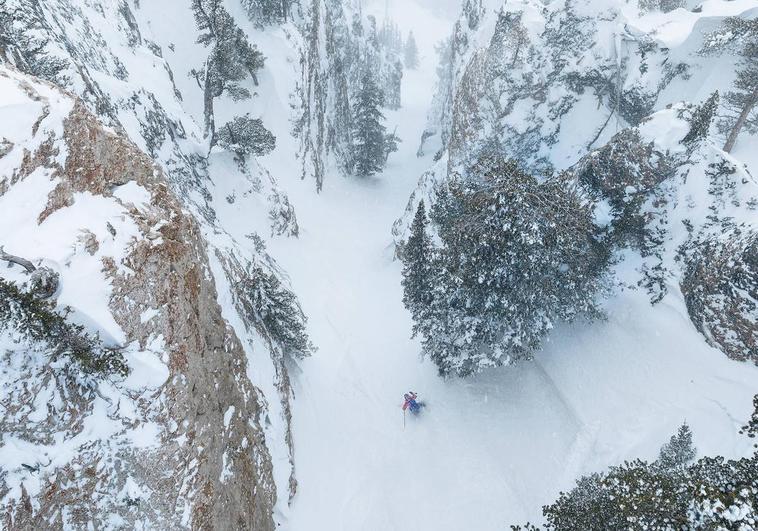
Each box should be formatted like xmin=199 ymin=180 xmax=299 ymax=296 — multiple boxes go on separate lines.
xmin=0 ymin=278 xmax=128 ymax=377
xmin=216 ymin=114 xmax=276 ymax=157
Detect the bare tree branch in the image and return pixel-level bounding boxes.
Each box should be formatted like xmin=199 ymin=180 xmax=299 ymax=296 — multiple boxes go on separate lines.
xmin=0 ymin=246 xmax=36 ymax=273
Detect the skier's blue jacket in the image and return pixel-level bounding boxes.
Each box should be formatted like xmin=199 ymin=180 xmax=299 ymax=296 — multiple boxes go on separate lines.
xmin=403 ymin=392 xmax=422 ymax=413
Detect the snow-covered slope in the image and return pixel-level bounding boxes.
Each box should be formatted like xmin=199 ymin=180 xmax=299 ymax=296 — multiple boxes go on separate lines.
xmin=259 ymin=1 xmax=758 ymax=529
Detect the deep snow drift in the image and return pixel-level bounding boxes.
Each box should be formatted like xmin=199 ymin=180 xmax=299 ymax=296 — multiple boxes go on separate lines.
xmin=258 ymin=1 xmax=758 ymax=529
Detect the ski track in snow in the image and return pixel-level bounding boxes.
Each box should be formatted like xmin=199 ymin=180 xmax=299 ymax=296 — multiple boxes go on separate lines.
xmin=261 ymin=2 xmax=758 ymax=529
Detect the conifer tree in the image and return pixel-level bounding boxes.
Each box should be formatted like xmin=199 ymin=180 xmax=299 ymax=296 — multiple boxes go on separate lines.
xmin=723 ymin=54 xmax=757 ymax=152
xmin=248 ymin=266 xmax=311 ymax=359
xmin=0 ymin=278 xmax=128 ymax=377
xmin=658 ymin=423 xmax=697 ymax=470
xmin=401 ymin=201 xmax=434 ymax=337
xmin=683 ymin=91 xmax=719 ymax=145
xmin=216 ymin=114 xmax=276 ymax=158
xmin=191 ymin=0 xmax=266 ymax=142
xmin=702 ymin=17 xmax=757 ymax=153
xmin=404 ymin=31 xmax=419 ymax=69
xmin=352 ymin=68 xmax=388 ymax=176
xmin=242 ymin=0 xmax=292 ymax=25
xmin=420 ymin=155 xmax=609 ymax=377
xmin=0 ymin=0 xmax=67 ymax=83
xmin=741 ymin=394 xmax=758 ymax=445
xmin=527 ymin=419 xmax=758 ymax=531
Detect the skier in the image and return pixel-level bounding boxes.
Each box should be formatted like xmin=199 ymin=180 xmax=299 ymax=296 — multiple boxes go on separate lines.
xmin=402 ymin=391 xmax=424 ymax=414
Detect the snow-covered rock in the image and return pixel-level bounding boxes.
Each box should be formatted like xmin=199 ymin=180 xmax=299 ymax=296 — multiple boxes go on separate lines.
xmin=0 ymin=65 xmax=285 ymax=529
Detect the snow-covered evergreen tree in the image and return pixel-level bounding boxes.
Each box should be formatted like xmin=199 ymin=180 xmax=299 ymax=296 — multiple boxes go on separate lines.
xmin=247 ymin=265 xmax=311 ymax=359
xmin=0 ymin=278 xmax=128 ymax=377
xmin=702 ymin=17 xmax=757 ymax=153
xmin=401 ymin=201 xmax=433 ymax=337
xmin=639 ymin=0 xmax=684 ymax=13
xmin=383 ymin=58 xmax=403 ymax=110
xmin=419 ymin=155 xmax=609 ymax=377
xmin=190 ymin=0 xmax=266 ymax=142
xmin=352 ymin=68 xmax=388 ymax=177
xmin=658 ymin=423 xmax=697 ymax=470
xmin=242 ymin=0 xmax=293 ymax=25
xmin=379 ymin=19 xmax=403 ymax=54
xmin=532 ymin=420 xmax=758 ymax=531
xmin=404 ymin=31 xmax=419 ymax=69
xmin=296 ymin=2 xmax=404 ymax=188
xmin=216 ymin=114 xmax=276 ymax=158
xmin=682 ymin=91 xmax=719 ymax=145
xmin=0 ymin=0 xmax=67 ymax=83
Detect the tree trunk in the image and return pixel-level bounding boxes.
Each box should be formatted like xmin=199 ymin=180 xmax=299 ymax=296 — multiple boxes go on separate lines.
xmin=723 ymin=86 xmax=758 ymax=153
xmin=203 ymin=57 xmax=216 ymax=145
xmin=0 ymin=246 xmax=36 ymax=273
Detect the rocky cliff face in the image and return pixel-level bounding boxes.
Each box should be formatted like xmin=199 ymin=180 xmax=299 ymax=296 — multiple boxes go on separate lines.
xmin=0 ymin=66 xmax=281 ymax=529
xmin=1 ymin=0 xmax=318 ymax=525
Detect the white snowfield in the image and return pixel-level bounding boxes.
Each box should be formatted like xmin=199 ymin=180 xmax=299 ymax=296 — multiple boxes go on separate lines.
xmin=262 ymin=1 xmax=758 ymax=529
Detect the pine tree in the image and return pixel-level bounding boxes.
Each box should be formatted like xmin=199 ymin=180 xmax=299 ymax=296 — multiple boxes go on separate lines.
xmin=248 ymin=266 xmax=311 ymax=359
xmin=723 ymin=54 xmax=758 ymax=152
xmin=352 ymin=69 xmax=388 ymax=177
xmin=216 ymin=114 xmax=276 ymax=157
xmin=191 ymin=0 xmax=266 ymax=142
xmin=422 ymin=155 xmax=610 ymax=377
xmin=529 ymin=418 xmax=758 ymax=531
xmin=0 ymin=0 xmax=67 ymax=83
xmin=379 ymin=19 xmax=403 ymax=54
xmin=702 ymin=17 xmax=758 ymax=153
xmin=401 ymin=201 xmax=434 ymax=337
xmin=242 ymin=0 xmax=292 ymax=25
xmin=404 ymin=31 xmax=419 ymax=69
xmin=639 ymin=0 xmax=684 ymax=12
xmin=658 ymin=423 xmax=697 ymax=470
xmin=383 ymin=58 xmax=403 ymax=110
xmin=683 ymin=92 xmax=719 ymax=145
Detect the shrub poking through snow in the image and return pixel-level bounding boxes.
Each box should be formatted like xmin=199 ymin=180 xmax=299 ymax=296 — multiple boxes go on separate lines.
xmin=403 ymin=154 xmax=610 ymax=377
xmin=516 ymin=416 xmax=758 ymax=531
xmin=742 ymin=395 xmax=758 ymax=446
xmin=0 ymin=278 xmax=128 ymax=377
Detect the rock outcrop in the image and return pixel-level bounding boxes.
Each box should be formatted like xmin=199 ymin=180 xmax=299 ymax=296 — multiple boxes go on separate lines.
xmin=0 ymin=66 xmax=279 ymax=530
